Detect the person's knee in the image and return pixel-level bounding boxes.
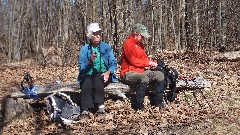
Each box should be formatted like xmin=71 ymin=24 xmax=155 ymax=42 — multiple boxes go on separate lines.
xmin=155 ymin=71 xmax=164 ymax=81
xmin=82 ymin=77 xmax=92 ymax=84
xmin=93 ymin=80 xmax=105 ymax=89
xmin=81 ymin=78 xmax=93 ymax=91
xmin=140 ymin=74 xmax=150 ymax=83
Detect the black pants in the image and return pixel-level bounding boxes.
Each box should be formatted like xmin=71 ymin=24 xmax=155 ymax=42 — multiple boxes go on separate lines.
xmin=80 ymin=73 xmax=110 ymax=109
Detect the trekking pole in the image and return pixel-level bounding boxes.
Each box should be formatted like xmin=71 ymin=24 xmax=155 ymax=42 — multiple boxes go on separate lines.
xmin=192 ymin=79 xmax=212 ymax=111
xmin=182 ymin=77 xmax=205 ymax=111
xmin=198 ymin=89 xmax=212 ymax=110
xmin=192 ymin=90 xmax=204 ymax=110
xmin=183 ymin=91 xmax=196 ymax=112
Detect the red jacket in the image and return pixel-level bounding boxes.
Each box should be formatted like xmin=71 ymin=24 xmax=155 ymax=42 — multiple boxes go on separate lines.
xmin=120 ymin=36 xmax=150 ymax=76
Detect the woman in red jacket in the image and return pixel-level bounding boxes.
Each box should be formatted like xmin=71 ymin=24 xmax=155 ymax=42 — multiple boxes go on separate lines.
xmin=120 ymin=23 xmax=165 ymax=111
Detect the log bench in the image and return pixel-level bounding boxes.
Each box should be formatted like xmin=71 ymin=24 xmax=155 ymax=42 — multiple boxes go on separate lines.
xmin=3 ymin=78 xmax=211 ymax=123
xmin=10 ymin=77 xmax=211 ymax=99
xmin=10 ymin=82 xmax=131 ymax=99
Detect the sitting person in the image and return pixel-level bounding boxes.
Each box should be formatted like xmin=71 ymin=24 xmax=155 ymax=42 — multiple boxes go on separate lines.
xmin=120 ymin=23 xmax=165 ymax=111
xmin=77 ymin=23 xmax=118 ymax=114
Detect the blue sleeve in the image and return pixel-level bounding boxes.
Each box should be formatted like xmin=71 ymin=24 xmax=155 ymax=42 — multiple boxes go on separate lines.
xmin=78 ymin=45 xmax=90 ymax=75
xmin=105 ymin=44 xmax=117 ymax=74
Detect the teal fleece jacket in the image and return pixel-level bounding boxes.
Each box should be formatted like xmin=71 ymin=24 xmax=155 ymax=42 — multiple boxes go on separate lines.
xmin=77 ymin=42 xmax=118 ymax=83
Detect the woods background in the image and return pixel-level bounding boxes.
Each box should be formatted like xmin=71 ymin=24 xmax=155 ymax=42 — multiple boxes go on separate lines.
xmin=0 ymin=0 xmax=239 ymax=65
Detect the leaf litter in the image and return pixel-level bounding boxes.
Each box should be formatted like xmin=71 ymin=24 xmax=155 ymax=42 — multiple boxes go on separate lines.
xmin=0 ymin=51 xmax=239 ymax=134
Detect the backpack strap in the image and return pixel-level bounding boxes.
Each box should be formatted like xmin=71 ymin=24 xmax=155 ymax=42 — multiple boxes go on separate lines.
xmin=45 ymin=95 xmax=61 ymax=122
xmin=54 ymin=92 xmax=75 ymax=106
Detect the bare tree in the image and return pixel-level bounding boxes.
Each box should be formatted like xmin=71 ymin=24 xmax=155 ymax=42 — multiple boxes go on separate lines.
xmin=195 ymin=0 xmax=200 ymax=50
xmin=219 ymin=0 xmax=227 ymax=51
xmin=0 ymin=0 xmax=239 ymax=64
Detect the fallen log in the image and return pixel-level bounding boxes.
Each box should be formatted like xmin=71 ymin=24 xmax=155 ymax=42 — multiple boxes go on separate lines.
xmin=10 ymin=77 xmax=211 ymax=99
xmin=3 ymin=77 xmax=211 ymax=123
xmin=11 ymin=82 xmax=130 ymax=99
xmin=214 ymin=51 xmax=240 ymax=62
xmin=0 ymin=59 xmax=34 ymax=71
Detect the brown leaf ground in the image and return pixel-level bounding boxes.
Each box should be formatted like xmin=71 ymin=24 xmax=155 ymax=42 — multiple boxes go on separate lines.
xmin=0 ymin=51 xmax=239 ymax=134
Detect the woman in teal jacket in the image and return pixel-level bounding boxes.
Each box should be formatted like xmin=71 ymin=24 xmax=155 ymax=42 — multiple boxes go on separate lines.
xmin=77 ymin=23 xmax=118 ymax=114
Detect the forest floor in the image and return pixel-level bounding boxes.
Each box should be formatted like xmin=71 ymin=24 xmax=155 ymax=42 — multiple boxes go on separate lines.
xmin=0 ymin=51 xmax=239 ymax=134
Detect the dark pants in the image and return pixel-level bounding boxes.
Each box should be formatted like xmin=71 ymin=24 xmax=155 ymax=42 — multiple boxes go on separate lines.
xmin=121 ymin=70 xmax=165 ymax=108
xmin=80 ymin=73 xmax=110 ymax=110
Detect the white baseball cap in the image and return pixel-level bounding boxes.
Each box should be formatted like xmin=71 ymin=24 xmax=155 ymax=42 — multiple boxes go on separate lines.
xmin=87 ymin=23 xmax=102 ymax=38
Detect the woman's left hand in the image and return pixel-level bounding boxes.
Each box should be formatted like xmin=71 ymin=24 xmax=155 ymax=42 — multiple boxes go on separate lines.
xmin=101 ymin=71 xmax=110 ymax=83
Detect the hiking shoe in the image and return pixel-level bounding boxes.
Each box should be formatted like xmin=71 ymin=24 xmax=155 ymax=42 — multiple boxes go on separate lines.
xmin=98 ymin=105 xmax=105 ymax=113
xmin=82 ymin=110 xmax=89 ymax=115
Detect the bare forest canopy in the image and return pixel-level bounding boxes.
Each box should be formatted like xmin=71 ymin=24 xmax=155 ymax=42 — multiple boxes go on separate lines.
xmin=0 ymin=0 xmax=239 ymax=64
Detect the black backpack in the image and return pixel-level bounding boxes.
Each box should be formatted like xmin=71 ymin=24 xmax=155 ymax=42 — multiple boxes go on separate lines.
xmin=155 ymin=60 xmax=179 ymax=102
xmin=45 ymin=92 xmax=81 ymax=126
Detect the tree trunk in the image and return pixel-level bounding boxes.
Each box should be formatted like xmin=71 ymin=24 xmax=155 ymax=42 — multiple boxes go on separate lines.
xmin=92 ymin=0 xmax=96 ymax=22
xmin=195 ymin=0 xmax=200 ymax=51
xmin=219 ymin=0 xmax=227 ymax=51
xmin=177 ymin=0 xmax=182 ymax=50
xmin=163 ymin=0 xmax=168 ymax=50
xmin=159 ymin=3 xmax=163 ymax=50
xmin=171 ymin=6 xmax=178 ymax=50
